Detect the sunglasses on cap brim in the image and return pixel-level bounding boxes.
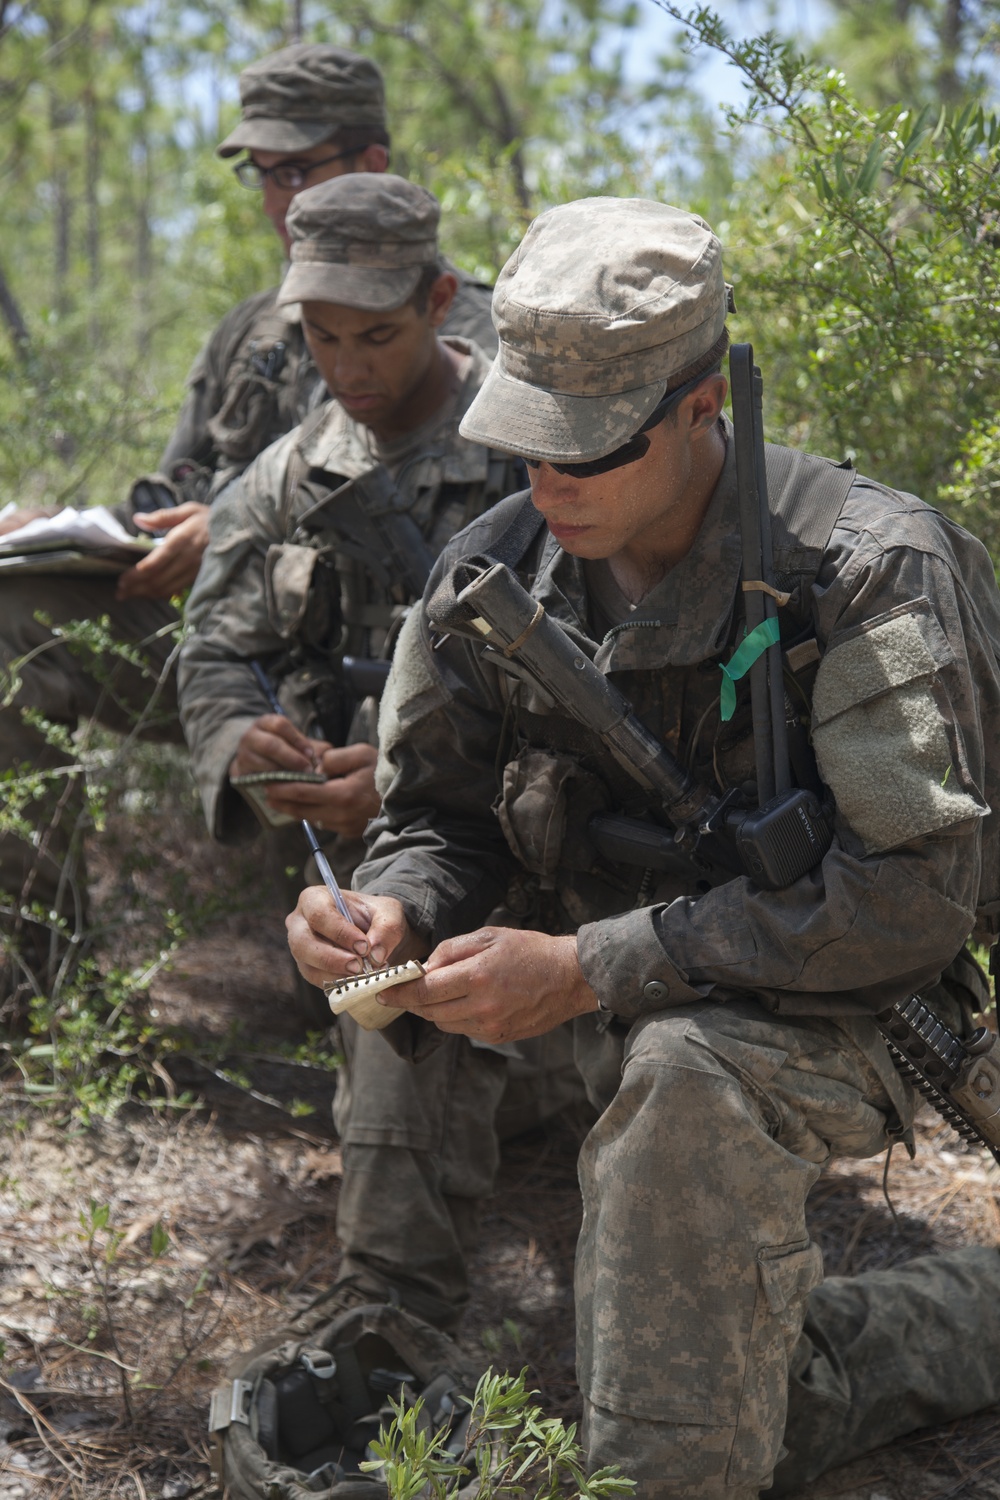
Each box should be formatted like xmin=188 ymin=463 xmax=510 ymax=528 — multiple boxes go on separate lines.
xmin=523 ymin=371 xmax=713 ymax=479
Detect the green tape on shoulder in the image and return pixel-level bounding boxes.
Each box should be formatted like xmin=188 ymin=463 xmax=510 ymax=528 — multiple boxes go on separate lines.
xmin=719 ymin=617 xmax=781 ymax=722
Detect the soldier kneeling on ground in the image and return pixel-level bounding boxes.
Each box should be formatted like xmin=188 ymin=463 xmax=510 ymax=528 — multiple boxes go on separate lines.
xmin=287 ymin=196 xmax=1000 ymax=1498
xmin=180 ymin=169 xmax=587 ymax=1344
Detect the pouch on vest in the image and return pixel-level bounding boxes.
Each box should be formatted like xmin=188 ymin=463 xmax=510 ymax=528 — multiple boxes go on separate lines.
xmin=208 ymin=1301 xmax=481 ymax=1500
xmin=496 ymin=746 xmax=611 ymax=879
xmin=207 ymin=314 xmax=298 ymax=467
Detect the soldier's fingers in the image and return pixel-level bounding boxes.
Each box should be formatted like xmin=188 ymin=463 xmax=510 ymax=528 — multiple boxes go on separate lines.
xmin=114 ymin=564 xmax=141 ymax=599
xmin=266 ymin=780 xmax=327 ymax=808
xmin=424 ymin=928 xmax=499 ymax=972
xmin=137 ymin=555 xmax=197 ymax=596
xmin=397 ymin=989 xmax=503 ymax=1040
xmin=292 ymin=885 xmax=374 ymax=956
xmin=396 ymin=956 xmax=491 ymax=1010
xmin=260 ymin=715 xmax=316 ymax=753
xmin=116 ymin=554 xmax=170 ymax=599
xmin=319 ymin=743 xmax=378 ymax=776
xmin=135 ymin=502 xmax=207 ymax=529
xmin=266 ymin=774 xmax=379 ymax=822
xmin=243 ymin=740 xmax=316 ymax=774
xmin=239 ymin=717 xmax=317 ymax=771
xmin=286 ymin=906 xmax=359 ymax=982
xmin=272 ymin=773 xmax=379 ymax=819
xmin=116 ymin=548 xmax=188 ymax=601
xmin=0 ymin=506 xmax=58 ymax=537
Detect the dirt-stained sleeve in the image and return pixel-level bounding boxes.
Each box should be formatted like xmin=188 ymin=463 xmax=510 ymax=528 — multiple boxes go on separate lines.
xmin=178 ymin=430 xmax=298 ymax=842
xmin=577 ymin=519 xmax=991 ymax=1021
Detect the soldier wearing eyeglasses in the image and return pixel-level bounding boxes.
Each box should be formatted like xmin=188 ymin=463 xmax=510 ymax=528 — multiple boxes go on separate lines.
xmin=126 ymin=44 xmax=496 ymax=596
xmin=0 ymin=43 xmax=494 ymax=1000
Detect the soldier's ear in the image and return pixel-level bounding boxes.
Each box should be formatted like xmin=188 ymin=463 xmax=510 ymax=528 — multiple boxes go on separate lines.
xmin=357 ymin=143 xmax=390 ymax=173
xmin=426 ymin=272 xmax=458 ymax=329
xmin=683 ymin=373 xmax=728 ymax=440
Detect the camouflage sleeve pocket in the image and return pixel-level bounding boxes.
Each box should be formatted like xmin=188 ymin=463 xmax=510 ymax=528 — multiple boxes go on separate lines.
xmin=812 ymin=599 xmax=987 ymax=855
xmin=263 ymin=542 xmax=318 ymax=640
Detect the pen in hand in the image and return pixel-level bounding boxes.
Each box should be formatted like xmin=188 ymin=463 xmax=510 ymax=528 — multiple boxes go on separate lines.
xmin=249 ymin=659 xmax=374 ymax=975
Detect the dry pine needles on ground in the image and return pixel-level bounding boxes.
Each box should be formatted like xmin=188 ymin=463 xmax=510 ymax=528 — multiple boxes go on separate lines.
xmin=2 ymin=788 xmax=999 ymax=1499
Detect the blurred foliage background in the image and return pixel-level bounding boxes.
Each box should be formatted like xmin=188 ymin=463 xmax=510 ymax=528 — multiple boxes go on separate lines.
xmin=0 ymin=0 xmax=999 ymax=541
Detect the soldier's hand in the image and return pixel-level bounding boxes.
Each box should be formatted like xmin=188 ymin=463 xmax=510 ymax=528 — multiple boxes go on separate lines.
xmin=0 ymin=505 xmax=61 ymax=537
xmin=286 ymin=886 xmax=426 ymax=987
xmin=264 ymin=743 xmax=380 ymax=838
xmin=392 ymin=927 xmax=600 ymax=1044
xmin=116 ymin=502 xmax=212 ymax=600
xmin=229 ymin=716 xmax=330 ymax=778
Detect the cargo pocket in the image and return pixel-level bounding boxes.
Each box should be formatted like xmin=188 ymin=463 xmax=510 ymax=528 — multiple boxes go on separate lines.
xmin=728 ymin=1238 xmax=824 ymax=1485
xmin=812 ymin=600 xmax=987 ymax=854
xmin=264 ymin=543 xmax=318 ymax=641
xmin=495 ymin=747 xmax=582 ymax=878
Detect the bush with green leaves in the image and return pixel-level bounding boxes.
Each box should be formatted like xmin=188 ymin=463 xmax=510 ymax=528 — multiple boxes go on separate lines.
xmin=0 ymin=609 xmax=340 ymax=1120
xmin=363 ymin=1368 xmax=634 ymax=1500
xmin=653 ymin=1 xmax=1000 ymax=541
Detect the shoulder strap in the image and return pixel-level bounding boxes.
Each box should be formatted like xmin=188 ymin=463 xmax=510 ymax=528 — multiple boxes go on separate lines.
xmin=483 ymin=490 xmax=546 ymax=569
xmin=280 ymin=406 xmax=333 ymax=526
xmin=764 ymin=444 xmax=856 ymax=584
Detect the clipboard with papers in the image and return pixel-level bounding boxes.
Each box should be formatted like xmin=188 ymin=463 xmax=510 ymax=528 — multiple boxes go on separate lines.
xmin=0 ymin=505 xmax=159 ymax=576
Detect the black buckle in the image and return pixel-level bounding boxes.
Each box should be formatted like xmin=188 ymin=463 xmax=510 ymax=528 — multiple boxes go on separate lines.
xmin=249 ymin=339 xmax=287 ymax=382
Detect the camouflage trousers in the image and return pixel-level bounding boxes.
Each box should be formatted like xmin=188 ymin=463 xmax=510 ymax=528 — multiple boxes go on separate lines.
xmin=333 ymin=1015 xmax=589 ymax=1332
xmin=0 ymin=575 xmax=183 ymax=993
xmin=574 ymin=997 xmax=1000 ymax=1498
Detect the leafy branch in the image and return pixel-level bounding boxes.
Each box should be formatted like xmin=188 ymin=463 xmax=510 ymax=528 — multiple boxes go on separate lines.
xmin=363 ymin=1368 xmax=635 ymax=1500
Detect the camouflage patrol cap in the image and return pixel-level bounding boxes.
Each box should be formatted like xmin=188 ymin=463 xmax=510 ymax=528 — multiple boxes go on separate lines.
xmin=277 ymin=173 xmax=440 ymax=311
xmin=216 ymin=44 xmax=386 ymax=158
xmin=460 ymin=198 xmax=729 ymax=464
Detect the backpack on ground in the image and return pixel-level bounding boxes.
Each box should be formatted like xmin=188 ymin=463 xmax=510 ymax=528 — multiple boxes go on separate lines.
xmin=208 ymin=1301 xmax=484 ymax=1500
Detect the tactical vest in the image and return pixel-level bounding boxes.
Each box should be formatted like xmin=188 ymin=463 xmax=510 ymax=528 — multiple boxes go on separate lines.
xmin=207 ymin=305 xmax=318 ymax=469
xmin=467 ymin=447 xmax=1000 ymax=950
xmin=265 ymin=404 xmax=520 ymax=743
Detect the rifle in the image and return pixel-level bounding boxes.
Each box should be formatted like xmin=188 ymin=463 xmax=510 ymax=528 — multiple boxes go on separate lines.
xmin=342 ymin=655 xmax=391 ymax=700
xmin=430 ymin=345 xmax=831 ymax=890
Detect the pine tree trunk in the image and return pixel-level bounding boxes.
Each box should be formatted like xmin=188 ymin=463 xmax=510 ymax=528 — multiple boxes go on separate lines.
xmin=0 ymin=259 xmax=29 ymax=361
xmin=134 ymin=50 xmax=153 ymax=358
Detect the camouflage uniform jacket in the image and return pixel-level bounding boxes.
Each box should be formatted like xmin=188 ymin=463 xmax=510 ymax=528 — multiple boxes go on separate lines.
xmin=358 ymin=422 xmax=999 ymax=1025
xmin=140 ymin=264 xmax=497 ymax=516
xmin=179 ymin=339 xmax=520 ymax=845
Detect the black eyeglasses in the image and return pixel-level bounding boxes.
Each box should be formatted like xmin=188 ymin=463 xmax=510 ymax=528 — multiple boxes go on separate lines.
xmin=233 ymin=149 xmax=358 ymax=191
xmin=523 ymin=372 xmax=713 ymax=479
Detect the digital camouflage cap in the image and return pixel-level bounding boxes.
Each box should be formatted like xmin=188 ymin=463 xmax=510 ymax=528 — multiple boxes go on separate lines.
xmin=216 ymin=44 xmax=386 ymax=158
xmin=460 ymin=197 xmax=730 ymax=464
xmin=278 ymin=173 xmax=440 ymax=311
